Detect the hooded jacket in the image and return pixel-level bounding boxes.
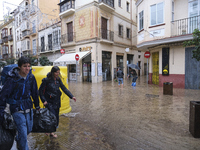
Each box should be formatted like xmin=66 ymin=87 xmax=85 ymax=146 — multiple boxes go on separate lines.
xmin=39 ymin=73 xmax=74 ymax=108
xmin=0 ymin=67 xmax=40 ymax=122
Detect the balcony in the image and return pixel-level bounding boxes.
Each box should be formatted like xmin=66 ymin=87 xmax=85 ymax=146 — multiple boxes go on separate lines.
xmin=30 ymin=28 xmax=36 ymax=36
xmin=30 ymin=6 xmax=36 ymax=15
xmin=59 ymin=0 xmax=75 ymax=18
xmin=8 ymin=35 xmax=13 ymax=41
xmin=61 ymin=32 xmax=76 ymax=46
xmin=100 ymin=28 xmax=114 ymax=44
xmin=21 ymin=21 xmax=30 ymax=31
xmin=22 ymin=31 xmax=30 ymax=38
xmin=2 ymin=37 xmax=8 ymax=43
xmin=0 ymin=39 xmax=3 ymax=45
xmin=99 ymin=0 xmax=114 ymax=12
xmin=171 ymin=15 xmax=200 ymax=37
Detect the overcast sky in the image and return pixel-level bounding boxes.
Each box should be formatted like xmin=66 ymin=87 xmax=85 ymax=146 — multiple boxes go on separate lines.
xmin=0 ymin=0 xmax=22 ymax=20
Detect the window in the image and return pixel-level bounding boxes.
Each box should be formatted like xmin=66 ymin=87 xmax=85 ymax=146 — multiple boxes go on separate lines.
xmin=48 ymin=34 xmax=52 ymax=50
xmin=126 ymin=28 xmax=130 ymax=39
xmin=53 ymin=30 xmax=59 ymax=45
xmin=127 ymin=2 xmax=130 ymax=12
xmin=33 ymin=39 xmax=36 ymax=55
xmin=119 ymin=24 xmax=123 ymax=37
xmin=172 ymin=1 xmax=174 ymax=21
xmin=139 ymin=11 xmax=144 ymax=30
xmin=10 ymin=28 xmax=12 ymax=35
xmin=41 ymin=37 xmax=45 ymax=52
xmin=150 ymin=2 xmax=164 ymax=26
xmin=118 ymin=0 xmax=121 ymax=7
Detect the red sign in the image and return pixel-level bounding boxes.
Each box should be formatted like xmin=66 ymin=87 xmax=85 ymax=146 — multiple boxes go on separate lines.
xmin=60 ymin=49 xmax=65 ymax=54
xmin=75 ymin=54 xmax=79 ymax=61
xmin=144 ymin=51 xmax=150 ymax=58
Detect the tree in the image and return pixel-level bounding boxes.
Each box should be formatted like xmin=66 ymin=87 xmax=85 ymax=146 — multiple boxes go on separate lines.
xmin=183 ymin=28 xmax=200 ymax=61
xmin=0 ymin=61 xmax=6 ymax=68
xmin=39 ymin=56 xmax=53 ymax=66
xmin=6 ymin=58 xmax=15 ymax=65
xmin=29 ymin=56 xmax=38 ymax=66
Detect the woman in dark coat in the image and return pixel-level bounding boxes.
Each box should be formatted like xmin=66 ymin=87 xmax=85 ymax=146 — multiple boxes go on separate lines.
xmin=39 ymin=66 xmax=76 ymax=137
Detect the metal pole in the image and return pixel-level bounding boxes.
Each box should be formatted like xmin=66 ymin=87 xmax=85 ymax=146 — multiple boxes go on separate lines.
xmin=147 ymin=58 xmax=148 ymax=84
xmin=76 ymin=60 xmax=77 ymax=83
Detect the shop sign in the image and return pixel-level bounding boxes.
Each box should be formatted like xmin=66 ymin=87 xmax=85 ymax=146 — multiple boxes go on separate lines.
xmin=79 ymin=46 xmax=92 ymax=52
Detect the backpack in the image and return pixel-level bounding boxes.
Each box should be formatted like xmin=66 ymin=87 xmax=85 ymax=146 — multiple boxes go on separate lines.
xmin=1 ymin=64 xmax=18 ymax=85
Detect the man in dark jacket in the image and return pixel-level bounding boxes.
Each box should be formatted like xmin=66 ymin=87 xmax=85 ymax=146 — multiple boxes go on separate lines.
xmin=117 ymin=67 xmax=124 ymax=88
xmin=0 ymin=56 xmax=40 ymax=150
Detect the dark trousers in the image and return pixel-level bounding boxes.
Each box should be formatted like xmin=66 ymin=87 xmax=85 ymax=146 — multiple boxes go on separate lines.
xmin=46 ymin=104 xmax=60 ymax=127
xmin=132 ymin=77 xmax=138 ymax=82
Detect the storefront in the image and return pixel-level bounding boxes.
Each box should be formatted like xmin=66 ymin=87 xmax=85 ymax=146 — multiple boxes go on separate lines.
xmin=82 ymin=54 xmax=91 ymax=82
xmin=53 ymin=51 xmax=91 ymax=82
xmin=102 ymin=51 xmax=112 ymax=81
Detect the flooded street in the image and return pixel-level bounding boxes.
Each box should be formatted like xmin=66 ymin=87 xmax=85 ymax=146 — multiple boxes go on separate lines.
xmin=12 ymin=75 xmax=200 ymax=149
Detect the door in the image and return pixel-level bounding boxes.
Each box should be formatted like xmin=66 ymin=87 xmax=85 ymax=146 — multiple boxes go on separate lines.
xmin=67 ymin=22 xmax=73 ymax=42
xmin=185 ymin=47 xmax=200 ymax=89
xmin=101 ymin=17 xmax=107 ymax=39
xmin=152 ymin=52 xmax=159 ymax=85
xmin=188 ymin=0 xmax=200 ymax=33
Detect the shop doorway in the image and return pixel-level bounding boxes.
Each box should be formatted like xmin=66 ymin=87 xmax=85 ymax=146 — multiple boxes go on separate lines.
xmin=152 ymin=52 xmax=159 ymax=85
xmin=117 ymin=55 xmax=123 ymax=69
xmin=127 ymin=54 xmax=134 ymax=75
xmin=102 ymin=51 xmax=112 ymax=81
xmin=82 ymin=54 xmax=91 ymax=82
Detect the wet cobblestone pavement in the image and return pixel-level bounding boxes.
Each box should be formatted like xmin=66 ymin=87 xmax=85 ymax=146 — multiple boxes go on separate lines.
xmin=12 ymin=76 xmax=200 ymax=150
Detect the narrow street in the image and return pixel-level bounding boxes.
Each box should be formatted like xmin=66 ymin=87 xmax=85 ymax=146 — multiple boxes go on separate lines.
xmin=11 ymin=75 xmax=200 ymax=149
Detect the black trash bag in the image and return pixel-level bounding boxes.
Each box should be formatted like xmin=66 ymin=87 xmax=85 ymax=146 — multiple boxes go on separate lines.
xmin=32 ymin=108 xmax=57 ymax=133
xmin=3 ymin=112 xmax=16 ymax=130
xmin=0 ymin=124 xmax=15 ymax=150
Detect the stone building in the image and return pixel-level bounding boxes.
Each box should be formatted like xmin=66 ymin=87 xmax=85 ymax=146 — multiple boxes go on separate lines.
xmin=54 ymin=0 xmax=146 ymax=83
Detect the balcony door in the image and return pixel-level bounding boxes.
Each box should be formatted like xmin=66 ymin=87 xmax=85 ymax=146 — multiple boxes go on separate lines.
xmin=101 ymin=17 xmax=107 ymax=39
xmin=67 ymin=22 xmax=73 ymax=42
xmin=189 ymin=0 xmax=200 ymax=33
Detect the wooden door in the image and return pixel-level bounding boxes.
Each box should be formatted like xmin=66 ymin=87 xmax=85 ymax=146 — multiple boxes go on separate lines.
xmin=101 ymin=17 xmax=107 ymax=39
xmin=67 ymin=22 xmax=73 ymax=42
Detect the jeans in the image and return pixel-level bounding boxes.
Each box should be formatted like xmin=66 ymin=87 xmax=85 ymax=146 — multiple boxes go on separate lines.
xmin=118 ymin=78 xmax=123 ymax=85
xmin=12 ymin=110 xmax=33 ymax=150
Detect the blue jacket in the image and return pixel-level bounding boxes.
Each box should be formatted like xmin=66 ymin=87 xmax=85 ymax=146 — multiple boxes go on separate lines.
xmin=0 ymin=67 xmax=40 ymax=122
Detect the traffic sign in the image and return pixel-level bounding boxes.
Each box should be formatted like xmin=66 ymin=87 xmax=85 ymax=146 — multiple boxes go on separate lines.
xmin=144 ymin=51 xmax=150 ymax=58
xmin=75 ymin=54 xmax=79 ymax=61
xmin=60 ymin=49 xmax=65 ymax=54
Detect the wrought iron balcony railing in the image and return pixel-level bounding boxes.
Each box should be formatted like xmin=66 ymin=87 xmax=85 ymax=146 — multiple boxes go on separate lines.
xmin=0 ymin=39 xmax=3 ymax=45
xmin=61 ymin=32 xmax=75 ymax=44
xmin=8 ymin=35 xmax=13 ymax=41
xmin=59 ymin=0 xmax=75 ymax=13
xmin=22 ymin=31 xmax=30 ymax=38
xmin=100 ymin=28 xmax=114 ymax=41
xmin=2 ymin=37 xmax=8 ymax=43
xmin=99 ymin=0 xmax=114 ymax=8
xmin=39 ymin=43 xmax=61 ymax=53
xmin=171 ymin=15 xmax=200 ymax=37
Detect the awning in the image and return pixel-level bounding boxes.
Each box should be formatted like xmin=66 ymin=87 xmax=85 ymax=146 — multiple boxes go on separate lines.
xmin=53 ymin=51 xmax=91 ymax=66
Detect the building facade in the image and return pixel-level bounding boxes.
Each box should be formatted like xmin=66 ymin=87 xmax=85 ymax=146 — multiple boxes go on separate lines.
xmin=55 ymin=0 xmax=145 ymax=83
xmin=136 ymin=0 xmax=200 ymax=89
xmin=0 ymin=15 xmax=15 ymax=62
xmin=12 ymin=0 xmax=60 ymax=59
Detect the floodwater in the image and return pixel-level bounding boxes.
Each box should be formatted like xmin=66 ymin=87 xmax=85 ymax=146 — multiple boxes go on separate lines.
xmin=12 ymin=76 xmax=200 ymax=150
